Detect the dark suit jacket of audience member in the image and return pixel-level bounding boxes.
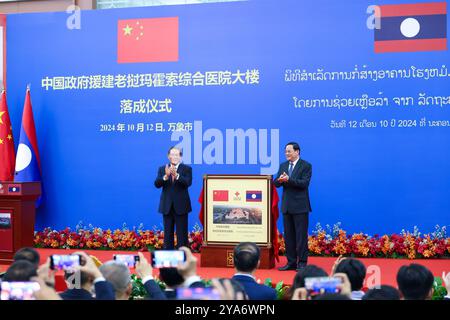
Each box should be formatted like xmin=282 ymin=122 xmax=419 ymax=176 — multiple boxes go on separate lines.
xmin=60 ymin=281 xmax=115 ymax=300
xmin=232 ymin=275 xmax=277 ymax=300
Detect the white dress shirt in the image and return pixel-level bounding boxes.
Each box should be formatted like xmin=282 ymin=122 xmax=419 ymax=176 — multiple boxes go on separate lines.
xmin=288 ymin=158 xmax=300 ymax=176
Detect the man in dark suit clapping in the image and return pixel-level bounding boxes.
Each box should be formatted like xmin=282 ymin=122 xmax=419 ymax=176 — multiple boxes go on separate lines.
xmin=155 ymin=147 xmax=192 ymax=249
xmin=274 ymin=142 xmax=312 ymax=271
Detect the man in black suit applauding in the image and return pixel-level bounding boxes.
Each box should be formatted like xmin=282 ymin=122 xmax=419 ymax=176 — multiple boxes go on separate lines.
xmin=155 ymin=147 xmax=192 ymax=249
xmin=274 ymin=142 xmax=312 ymax=271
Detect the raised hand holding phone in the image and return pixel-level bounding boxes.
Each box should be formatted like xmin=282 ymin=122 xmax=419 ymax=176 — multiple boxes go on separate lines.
xmin=72 ymin=251 xmax=103 ymax=279
xmin=50 ymin=254 xmax=81 ymax=271
xmin=37 ymin=257 xmax=56 ymax=287
xmin=1 ymin=281 xmax=40 ymax=300
xmin=135 ymin=252 xmax=153 ymax=279
xmin=113 ymin=254 xmax=139 ymax=268
xmin=333 ymin=273 xmax=352 ymax=298
xmin=176 ymin=247 xmax=197 ymax=279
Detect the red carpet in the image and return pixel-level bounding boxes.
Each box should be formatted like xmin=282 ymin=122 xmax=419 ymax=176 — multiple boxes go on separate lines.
xmin=1 ymin=248 xmax=449 ymax=293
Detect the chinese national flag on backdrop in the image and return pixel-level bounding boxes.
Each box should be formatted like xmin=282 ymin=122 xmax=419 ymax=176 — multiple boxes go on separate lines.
xmin=213 ymin=190 xmax=229 ymax=202
xmin=0 ymin=90 xmax=15 ymax=181
xmin=117 ymin=17 xmax=179 ymax=63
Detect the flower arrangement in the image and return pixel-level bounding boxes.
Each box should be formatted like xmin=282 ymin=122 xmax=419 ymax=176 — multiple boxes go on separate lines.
xmin=34 ymin=221 xmax=204 ymax=253
xmin=307 ymin=223 xmax=450 ymax=259
xmin=34 ymin=221 xmax=450 ymax=259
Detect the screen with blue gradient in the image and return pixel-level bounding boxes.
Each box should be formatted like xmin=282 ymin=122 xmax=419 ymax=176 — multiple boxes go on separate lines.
xmin=6 ymin=0 xmax=450 ymax=234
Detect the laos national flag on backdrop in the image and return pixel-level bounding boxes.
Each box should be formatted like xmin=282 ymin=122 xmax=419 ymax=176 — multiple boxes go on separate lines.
xmin=15 ymin=88 xmax=42 ymax=204
xmin=246 ymin=191 xmax=262 ymax=202
xmin=374 ymin=2 xmax=447 ymax=53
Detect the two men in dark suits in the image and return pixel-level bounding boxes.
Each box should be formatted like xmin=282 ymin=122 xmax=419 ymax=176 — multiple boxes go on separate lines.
xmin=274 ymin=142 xmax=312 ymax=271
xmin=155 ymin=147 xmax=192 ymax=249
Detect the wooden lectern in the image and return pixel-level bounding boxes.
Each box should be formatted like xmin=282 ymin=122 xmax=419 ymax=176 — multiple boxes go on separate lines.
xmin=201 ymin=175 xmax=275 ymax=269
xmin=0 ymin=182 xmax=41 ymax=264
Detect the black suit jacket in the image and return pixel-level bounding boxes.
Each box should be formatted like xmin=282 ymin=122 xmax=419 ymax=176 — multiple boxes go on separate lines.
xmin=232 ymin=275 xmax=277 ymax=300
xmin=164 ymin=289 xmax=177 ymax=300
xmin=274 ymin=159 xmax=312 ymax=214
xmin=59 ymin=288 xmax=93 ymax=300
xmin=143 ymin=279 xmax=168 ymax=300
xmin=154 ymin=163 xmax=192 ymax=215
xmin=189 ymin=281 xmax=206 ymax=289
xmin=59 ymin=281 xmax=115 ymax=300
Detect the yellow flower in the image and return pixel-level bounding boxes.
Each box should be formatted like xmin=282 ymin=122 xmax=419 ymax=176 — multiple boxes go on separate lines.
xmin=308 ymin=237 xmax=322 ymax=254
xmin=357 ymin=244 xmax=370 ymax=256
xmin=404 ymin=234 xmax=416 ymax=259
xmin=381 ymin=235 xmax=392 ymax=255
xmin=333 ymin=242 xmax=347 ymax=255
xmin=423 ymin=250 xmax=434 ymax=258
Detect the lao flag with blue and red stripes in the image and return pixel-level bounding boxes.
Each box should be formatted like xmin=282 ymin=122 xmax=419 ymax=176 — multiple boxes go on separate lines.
xmin=375 ymin=2 xmax=447 ymax=53
xmin=15 ymin=89 xmax=42 ymax=187
xmin=246 ymin=191 xmax=262 ymax=202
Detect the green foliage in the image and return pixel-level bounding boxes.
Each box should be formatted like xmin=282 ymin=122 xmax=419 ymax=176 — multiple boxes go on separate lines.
xmin=264 ymin=278 xmax=272 ymax=287
xmin=202 ymin=279 xmax=213 ymax=287
xmin=130 ymin=274 xmax=147 ymax=300
xmin=263 ymin=278 xmax=290 ymax=300
xmin=432 ymin=276 xmax=448 ymax=300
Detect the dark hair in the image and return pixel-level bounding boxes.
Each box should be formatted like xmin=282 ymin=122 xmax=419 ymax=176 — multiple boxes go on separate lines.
xmin=285 ymin=142 xmax=300 ymax=152
xmin=217 ymin=278 xmax=249 ymax=300
xmin=159 ymin=268 xmax=185 ymax=288
xmin=233 ymin=242 xmax=260 ymax=273
xmin=396 ymin=264 xmax=434 ymax=300
xmin=64 ymin=270 xmax=93 ymax=287
xmin=168 ymin=146 xmax=182 ymax=157
xmin=3 ymin=260 xmax=38 ymax=281
xmin=13 ymin=247 xmax=40 ymax=268
xmin=334 ymin=258 xmax=366 ymax=291
xmin=362 ymin=285 xmax=401 ymax=300
xmin=291 ymin=265 xmax=328 ymax=291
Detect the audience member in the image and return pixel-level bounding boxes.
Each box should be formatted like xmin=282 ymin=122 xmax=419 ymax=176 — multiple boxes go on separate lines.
xmin=231 ymin=242 xmax=277 ymax=300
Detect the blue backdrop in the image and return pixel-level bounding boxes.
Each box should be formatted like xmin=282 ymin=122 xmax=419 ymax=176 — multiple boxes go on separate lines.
xmin=6 ymin=0 xmax=450 ymax=234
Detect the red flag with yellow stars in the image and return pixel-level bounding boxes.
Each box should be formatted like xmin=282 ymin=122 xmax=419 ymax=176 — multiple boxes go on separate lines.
xmin=0 ymin=90 xmax=15 ymax=181
xmin=117 ymin=17 xmax=179 ymax=63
